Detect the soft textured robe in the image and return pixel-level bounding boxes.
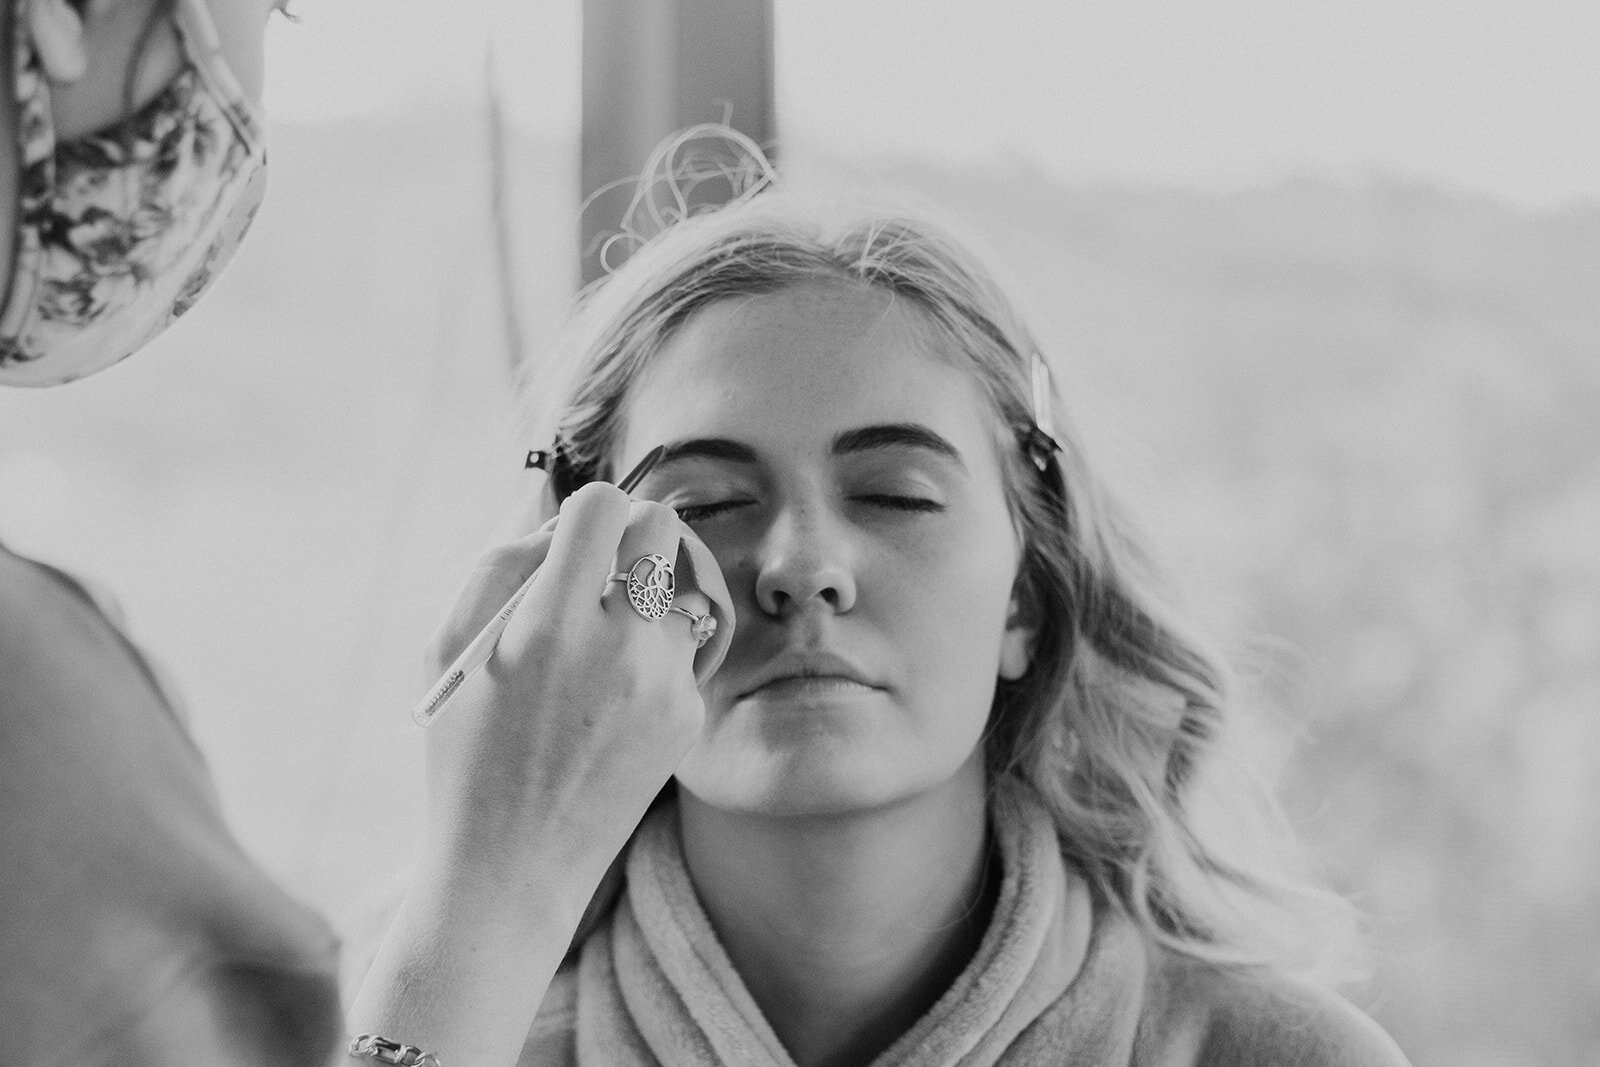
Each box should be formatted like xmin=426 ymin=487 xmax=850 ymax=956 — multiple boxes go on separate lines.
xmin=516 ymin=788 xmax=1410 ymax=1067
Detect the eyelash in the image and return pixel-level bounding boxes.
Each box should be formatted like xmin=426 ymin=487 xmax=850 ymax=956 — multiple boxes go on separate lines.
xmin=673 ymin=495 xmax=944 ymax=525
xmin=672 ymin=501 xmax=745 ymax=525
xmin=856 ymin=494 xmax=944 ymax=513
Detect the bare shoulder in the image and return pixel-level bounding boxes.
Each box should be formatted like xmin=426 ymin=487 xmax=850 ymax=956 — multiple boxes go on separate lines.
xmin=1 ymin=548 xmax=136 ymax=690
xmin=0 ymin=544 xmax=49 ymax=618
xmin=0 ymin=547 xmax=185 ymax=738
xmin=0 ymin=548 xmax=85 ymax=672
xmin=0 ymin=547 xmax=113 ymax=654
xmin=1168 ymin=955 xmax=1412 ymax=1067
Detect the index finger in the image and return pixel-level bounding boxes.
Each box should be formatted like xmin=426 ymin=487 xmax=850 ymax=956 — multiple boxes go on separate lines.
xmin=537 ymin=482 xmax=633 ymax=611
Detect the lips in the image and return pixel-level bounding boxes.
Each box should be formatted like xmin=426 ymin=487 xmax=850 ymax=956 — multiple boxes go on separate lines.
xmin=738 ymin=650 xmax=882 ymax=700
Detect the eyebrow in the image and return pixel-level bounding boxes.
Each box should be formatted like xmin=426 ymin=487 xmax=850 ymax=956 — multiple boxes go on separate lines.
xmin=832 ymin=423 xmax=964 ymax=468
xmin=652 ymin=422 xmax=964 ymax=473
xmin=655 ymin=437 xmax=760 ymax=469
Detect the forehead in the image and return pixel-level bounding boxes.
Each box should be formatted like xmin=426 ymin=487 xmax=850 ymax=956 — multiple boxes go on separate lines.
xmin=618 ymin=280 xmax=1002 ymax=464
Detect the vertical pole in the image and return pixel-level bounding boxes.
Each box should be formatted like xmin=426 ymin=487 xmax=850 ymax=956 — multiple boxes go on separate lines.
xmin=580 ymin=0 xmax=776 ymax=286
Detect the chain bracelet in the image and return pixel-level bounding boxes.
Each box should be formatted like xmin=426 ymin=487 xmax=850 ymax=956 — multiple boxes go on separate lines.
xmin=348 ymin=1034 xmax=442 ymax=1067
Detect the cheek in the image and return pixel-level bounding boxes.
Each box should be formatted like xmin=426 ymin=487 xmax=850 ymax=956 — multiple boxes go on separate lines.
xmin=679 ymin=528 xmax=754 ymax=619
xmin=877 ymin=531 xmax=1018 ymax=691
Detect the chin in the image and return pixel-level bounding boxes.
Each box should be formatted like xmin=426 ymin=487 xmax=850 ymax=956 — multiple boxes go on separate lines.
xmin=675 ymin=734 xmax=943 ymax=818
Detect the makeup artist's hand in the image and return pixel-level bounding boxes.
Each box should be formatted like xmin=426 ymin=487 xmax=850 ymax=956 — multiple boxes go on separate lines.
xmin=348 ymin=484 xmax=731 ymax=1063
xmin=418 ymin=481 xmax=730 ymax=898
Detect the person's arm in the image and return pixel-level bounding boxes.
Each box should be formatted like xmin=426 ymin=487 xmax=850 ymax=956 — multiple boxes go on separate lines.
xmin=1 ymin=547 xmax=344 ymax=1065
xmin=347 ymin=484 xmax=718 ymax=1064
xmin=346 ymin=840 xmax=593 ymax=1065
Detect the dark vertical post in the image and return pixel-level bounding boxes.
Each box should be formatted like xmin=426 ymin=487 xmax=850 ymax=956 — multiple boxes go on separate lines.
xmin=580 ymin=0 xmax=776 ymax=286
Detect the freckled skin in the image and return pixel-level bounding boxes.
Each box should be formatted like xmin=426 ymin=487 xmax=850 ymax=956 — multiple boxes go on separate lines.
xmin=619 ymin=280 xmax=1029 ymax=817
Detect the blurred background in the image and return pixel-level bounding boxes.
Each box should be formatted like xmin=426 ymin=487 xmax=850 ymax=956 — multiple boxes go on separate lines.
xmin=2 ymin=1 xmax=1597 ymax=1062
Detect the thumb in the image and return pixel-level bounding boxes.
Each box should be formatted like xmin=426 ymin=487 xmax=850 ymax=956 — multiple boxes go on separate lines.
xmin=676 ymin=525 xmax=735 ymax=686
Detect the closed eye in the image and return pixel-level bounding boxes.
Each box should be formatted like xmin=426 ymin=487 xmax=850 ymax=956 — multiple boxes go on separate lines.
xmin=673 ymin=499 xmax=755 ymax=525
xmin=675 ymin=495 xmax=944 ymax=524
xmin=853 ymin=495 xmax=945 ymax=513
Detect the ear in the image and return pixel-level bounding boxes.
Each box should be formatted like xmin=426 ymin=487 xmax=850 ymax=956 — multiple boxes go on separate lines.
xmin=998 ymin=588 xmax=1037 ymax=682
xmin=27 ymin=0 xmax=91 ymax=83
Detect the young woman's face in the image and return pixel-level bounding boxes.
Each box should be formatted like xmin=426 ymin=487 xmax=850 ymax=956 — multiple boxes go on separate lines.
xmin=620 ymin=279 xmax=1031 ymax=816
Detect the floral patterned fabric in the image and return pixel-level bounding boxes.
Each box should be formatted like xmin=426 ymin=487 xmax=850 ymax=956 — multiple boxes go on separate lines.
xmin=0 ymin=0 xmax=268 ymax=386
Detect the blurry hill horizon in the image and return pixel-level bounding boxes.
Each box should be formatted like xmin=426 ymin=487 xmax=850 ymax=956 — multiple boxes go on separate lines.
xmin=2 ymin=109 xmax=1595 ymax=1065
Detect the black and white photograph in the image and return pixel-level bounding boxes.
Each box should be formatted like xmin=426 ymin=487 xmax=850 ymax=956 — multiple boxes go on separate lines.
xmin=2 ymin=2 xmax=1594 ymax=1063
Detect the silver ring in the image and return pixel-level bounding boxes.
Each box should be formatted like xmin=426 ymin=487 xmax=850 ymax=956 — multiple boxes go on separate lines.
xmin=669 ymin=605 xmax=718 ymax=648
xmin=605 ymin=553 xmax=674 ymax=621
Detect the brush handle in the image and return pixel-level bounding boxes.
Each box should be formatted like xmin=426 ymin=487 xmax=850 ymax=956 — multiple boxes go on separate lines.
xmin=411 ymin=446 xmax=667 ymax=728
xmin=411 ymin=572 xmax=537 ymax=727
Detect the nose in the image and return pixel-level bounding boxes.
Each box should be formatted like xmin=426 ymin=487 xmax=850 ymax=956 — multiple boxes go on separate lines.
xmin=752 ymin=502 xmax=858 ymax=618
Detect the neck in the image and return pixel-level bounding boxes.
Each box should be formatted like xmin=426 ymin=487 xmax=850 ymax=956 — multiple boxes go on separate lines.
xmin=677 ymin=758 xmax=997 ymax=1067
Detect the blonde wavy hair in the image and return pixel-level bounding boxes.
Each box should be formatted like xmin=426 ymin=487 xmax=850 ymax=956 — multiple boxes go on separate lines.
xmin=524 ymin=127 xmax=1361 ymax=985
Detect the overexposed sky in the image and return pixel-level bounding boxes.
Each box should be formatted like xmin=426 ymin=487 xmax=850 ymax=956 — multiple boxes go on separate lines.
xmin=265 ymin=0 xmax=1600 ymax=212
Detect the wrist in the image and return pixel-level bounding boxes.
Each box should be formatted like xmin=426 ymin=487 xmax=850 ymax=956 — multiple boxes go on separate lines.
xmin=349 ymin=852 xmax=584 ymax=1067
xmin=422 ymin=785 xmax=641 ymax=903
xmin=413 ymin=834 xmax=598 ymax=939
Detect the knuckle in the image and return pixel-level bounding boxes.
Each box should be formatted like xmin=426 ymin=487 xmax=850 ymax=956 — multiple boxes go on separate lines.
xmin=567 ymin=480 xmax=628 ymax=513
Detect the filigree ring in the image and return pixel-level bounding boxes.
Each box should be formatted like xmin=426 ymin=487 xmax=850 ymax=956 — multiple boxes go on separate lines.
xmin=605 ymin=553 xmax=675 ymax=621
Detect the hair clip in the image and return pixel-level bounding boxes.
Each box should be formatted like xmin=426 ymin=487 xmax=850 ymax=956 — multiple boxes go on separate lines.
xmin=525 ymin=437 xmax=584 ymax=501
xmin=1024 ymin=352 xmax=1064 ymax=473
